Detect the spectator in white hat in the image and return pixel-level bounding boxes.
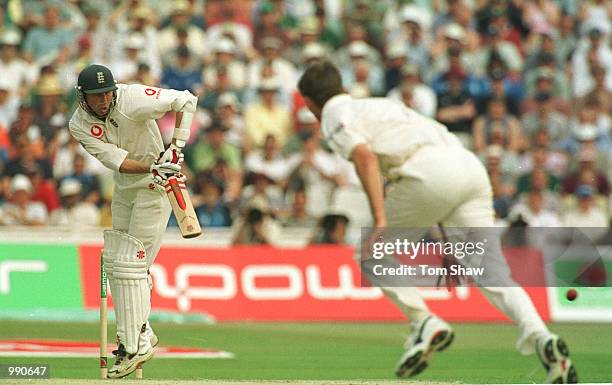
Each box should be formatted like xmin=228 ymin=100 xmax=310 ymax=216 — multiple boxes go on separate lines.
xmin=335 ymin=24 xmax=383 ymax=68
xmin=339 ymin=40 xmax=385 ymax=96
xmin=0 ymin=78 xmax=19 ymax=130
xmin=285 ymin=16 xmax=323 ymax=65
xmin=203 ymin=38 xmax=247 ymax=90
xmin=216 ymin=92 xmax=249 ymax=150
xmin=385 ymin=5 xmax=431 ymax=76
xmin=429 ymin=23 xmax=480 ymax=80
xmin=247 ymin=36 xmax=297 ymax=98
xmin=110 ymin=33 xmax=146 ymax=83
xmin=300 ymin=42 xmax=329 ymax=69
xmin=120 ymin=5 xmax=162 ymax=80
xmin=158 ymin=0 xmax=207 ymax=58
xmin=562 ymin=113 xmax=611 ymax=155
xmin=0 ymin=174 xmax=48 ymax=226
xmin=49 ymin=179 xmax=99 ymax=226
xmin=0 ymin=29 xmax=37 ymax=97
xmin=387 ymin=63 xmax=437 ymax=118
xmin=384 ymin=43 xmax=408 ymax=93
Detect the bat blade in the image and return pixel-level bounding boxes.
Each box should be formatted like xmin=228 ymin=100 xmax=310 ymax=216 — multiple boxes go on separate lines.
xmin=166 ymin=177 xmax=202 ymax=238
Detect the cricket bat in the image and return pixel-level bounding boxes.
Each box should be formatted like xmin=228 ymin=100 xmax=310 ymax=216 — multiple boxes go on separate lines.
xmin=165 ymin=176 xmax=202 ymax=238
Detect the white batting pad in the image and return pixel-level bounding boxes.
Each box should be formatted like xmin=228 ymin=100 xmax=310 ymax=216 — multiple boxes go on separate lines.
xmin=102 ymin=231 xmax=119 ymax=339
xmin=102 ymin=230 xmax=150 ymax=354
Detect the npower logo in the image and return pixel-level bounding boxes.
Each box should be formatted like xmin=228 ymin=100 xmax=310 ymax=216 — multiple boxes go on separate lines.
xmin=148 ymin=263 xmax=472 ymax=312
xmin=149 ymin=263 xmax=382 ymax=312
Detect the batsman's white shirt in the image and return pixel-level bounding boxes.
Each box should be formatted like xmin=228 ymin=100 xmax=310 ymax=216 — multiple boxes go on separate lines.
xmin=69 ymin=84 xmax=197 ymax=189
xmin=69 ymin=84 xmax=197 ymax=261
xmin=321 ymin=94 xmax=549 ymax=355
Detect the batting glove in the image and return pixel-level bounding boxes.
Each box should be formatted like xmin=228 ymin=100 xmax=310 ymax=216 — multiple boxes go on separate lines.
xmin=157 ymin=144 xmax=183 ymax=167
xmin=150 ymin=161 xmax=182 ymax=186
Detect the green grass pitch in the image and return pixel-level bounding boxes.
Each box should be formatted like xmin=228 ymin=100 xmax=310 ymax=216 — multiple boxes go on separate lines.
xmin=0 ymin=321 xmax=610 ymax=383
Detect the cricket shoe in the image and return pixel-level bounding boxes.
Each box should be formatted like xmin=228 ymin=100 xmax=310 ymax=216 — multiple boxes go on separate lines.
xmin=107 ymin=343 xmax=154 ymax=379
xmin=395 ymin=315 xmax=454 ymax=378
xmin=536 ymin=334 xmax=577 ymax=383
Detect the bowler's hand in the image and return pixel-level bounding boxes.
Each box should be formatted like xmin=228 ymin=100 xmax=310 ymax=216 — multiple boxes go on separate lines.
xmin=362 ymin=219 xmax=387 ymax=261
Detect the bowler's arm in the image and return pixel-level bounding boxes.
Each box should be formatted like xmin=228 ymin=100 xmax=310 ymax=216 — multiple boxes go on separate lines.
xmin=349 ymin=144 xmax=387 ymax=227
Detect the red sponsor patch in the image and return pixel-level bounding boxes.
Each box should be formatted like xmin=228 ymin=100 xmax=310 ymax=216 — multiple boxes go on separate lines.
xmin=144 ymin=88 xmax=157 ymax=96
xmin=136 ymin=250 xmax=145 ymax=260
xmin=90 ymin=124 xmax=103 ymax=139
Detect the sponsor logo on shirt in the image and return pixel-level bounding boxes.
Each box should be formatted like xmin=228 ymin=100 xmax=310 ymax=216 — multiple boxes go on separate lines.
xmin=144 ymin=87 xmax=161 ymax=99
xmin=90 ymin=124 xmax=104 ymax=139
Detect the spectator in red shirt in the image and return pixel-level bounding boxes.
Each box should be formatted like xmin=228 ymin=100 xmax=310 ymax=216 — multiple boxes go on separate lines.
xmin=25 ymin=163 xmax=60 ymax=212
xmin=562 ymin=148 xmax=609 ymax=197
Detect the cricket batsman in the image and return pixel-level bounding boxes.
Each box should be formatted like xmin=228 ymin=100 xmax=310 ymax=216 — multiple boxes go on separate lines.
xmin=69 ymin=64 xmax=197 ymax=378
xmin=298 ymin=61 xmax=577 ymax=383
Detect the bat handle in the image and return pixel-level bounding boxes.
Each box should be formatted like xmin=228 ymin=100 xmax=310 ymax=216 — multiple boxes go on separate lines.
xmin=168 ymin=177 xmax=186 ymax=210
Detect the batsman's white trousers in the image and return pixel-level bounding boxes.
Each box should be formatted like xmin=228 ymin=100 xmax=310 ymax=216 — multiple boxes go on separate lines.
xmin=110 ymin=177 xmax=172 ymax=351
xmin=111 ymin=177 xmax=172 ymax=267
xmin=377 ymin=145 xmax=548 ymax=355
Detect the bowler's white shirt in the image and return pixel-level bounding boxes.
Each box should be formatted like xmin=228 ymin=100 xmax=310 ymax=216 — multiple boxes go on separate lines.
xmin=320 ymin=94 xmax=462 ymax=179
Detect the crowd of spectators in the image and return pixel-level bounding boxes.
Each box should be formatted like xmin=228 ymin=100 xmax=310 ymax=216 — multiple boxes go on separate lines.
xmin=0 ymin=0 xmax=610 ymax=245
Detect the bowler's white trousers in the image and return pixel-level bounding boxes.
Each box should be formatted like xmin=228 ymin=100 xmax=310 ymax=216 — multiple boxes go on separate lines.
xmin=369 ymin=145 xmax=548 ymax=354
